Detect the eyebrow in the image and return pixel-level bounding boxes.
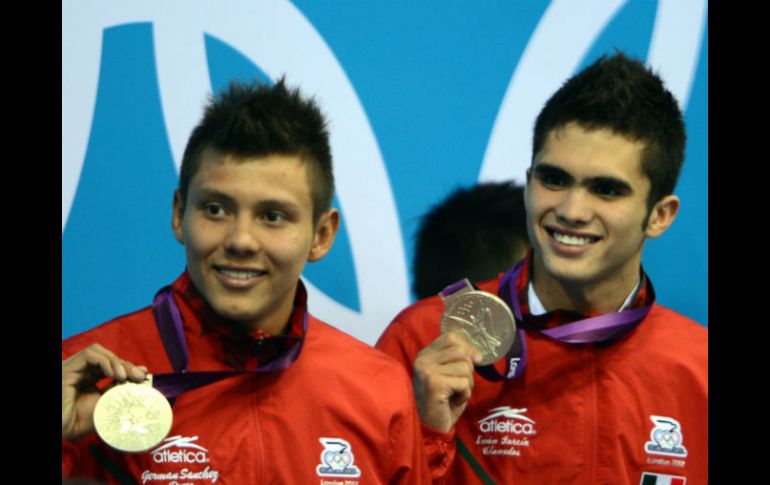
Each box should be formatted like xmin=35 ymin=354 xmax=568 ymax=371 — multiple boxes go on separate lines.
xmin=589 ymin=176 xmax=633 ymax=194
xmin=194 ymin=187 xmax=302 ymax=212
xmin=533 ymin=163 xmax=633 ymax=194
xmin=532 ymin=163 xmax=573 ymax=182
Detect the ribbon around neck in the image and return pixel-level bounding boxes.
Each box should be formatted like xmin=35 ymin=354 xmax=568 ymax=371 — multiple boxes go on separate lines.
xmin=149 ymin=286 xmax=305 ymax=398
xmin=467 ymin=259 xmax=654 ymax=382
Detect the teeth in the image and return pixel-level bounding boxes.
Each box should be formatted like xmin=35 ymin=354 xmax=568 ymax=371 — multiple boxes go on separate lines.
xmin=552 ymin=231 xmax=593 ymax=246
xmin=218 ymin=268 xmax=262 ymax=279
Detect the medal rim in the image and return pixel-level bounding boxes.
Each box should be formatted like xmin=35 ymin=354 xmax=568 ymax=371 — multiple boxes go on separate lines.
xmin=93 ymin=380 xmax=173 ymax=453
xmin=440 ymin=289 xmax=517 ymax=366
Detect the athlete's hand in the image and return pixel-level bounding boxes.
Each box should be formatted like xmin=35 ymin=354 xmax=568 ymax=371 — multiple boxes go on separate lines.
xmin=62 ymin=344 xmax=148 ymax=442
xmin=412 ymin=332 xmax=481 ymax=432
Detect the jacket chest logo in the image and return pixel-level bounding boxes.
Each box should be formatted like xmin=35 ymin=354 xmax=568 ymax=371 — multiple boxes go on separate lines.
xmin=474 ymin=406 xmax=537 ymax=457
xmin=644 ymin=416 xmax=688 ymax=458
xmin=141 ymin=435 xmax=221 ymax=484
xmin=316 ymin=437 xmax=362 ymax=480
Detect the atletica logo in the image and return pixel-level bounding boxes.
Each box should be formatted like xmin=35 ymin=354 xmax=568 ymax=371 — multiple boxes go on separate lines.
xmin=151 ymin=435 xmax=210 ymax=464
xmin=478 ymin=406 xmax=537 ymax=435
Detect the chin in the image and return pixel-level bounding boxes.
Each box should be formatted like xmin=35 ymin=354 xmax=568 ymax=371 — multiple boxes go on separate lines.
xmin=207 ymin=301 xmax=255 ymax=321
xmin=541 ymin=260 xmax=597 ymax=284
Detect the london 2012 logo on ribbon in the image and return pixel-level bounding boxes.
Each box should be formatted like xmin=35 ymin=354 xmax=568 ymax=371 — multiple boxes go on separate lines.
xmin=316 ymin=437 xmax=362 ymax=478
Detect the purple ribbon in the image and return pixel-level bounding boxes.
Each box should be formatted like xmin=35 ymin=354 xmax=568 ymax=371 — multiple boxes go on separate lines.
xmin=149 ymin=286 xmax=305 ymax=399
xmin=448 ymin=258 xmax=654 ymax=382
xmin=439 ymin=279 xmax=471 ymax=298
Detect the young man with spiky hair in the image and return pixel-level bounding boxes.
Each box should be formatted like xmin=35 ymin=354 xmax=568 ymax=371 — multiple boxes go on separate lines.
xmin=377 ymin=52 xmax=707 ymax=484
xmin=62 ymin=79 xmax=430 ymax=484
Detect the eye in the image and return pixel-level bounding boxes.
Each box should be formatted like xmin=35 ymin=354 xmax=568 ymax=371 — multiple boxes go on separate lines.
xmin=203 ymin=203 xmax=227 ymax=218
xmin=590 ymin=181 xmax=629 ymax=199
xmin=537 ymin=171 xmax=569 ymax=189
xmin=262 ymin=210 xmax=288 ymax=224
xmin=594 ymin=185 xmax=619 ymax=197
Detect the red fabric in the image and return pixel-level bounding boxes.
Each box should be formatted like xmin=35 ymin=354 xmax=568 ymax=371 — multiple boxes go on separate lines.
xmin=420 ymin=423 xmax=456 ymax=484
xmin=63 ymin=274 xmax=430 ymax=484
xmin=376 ymin=272 xmax=708 ymax=485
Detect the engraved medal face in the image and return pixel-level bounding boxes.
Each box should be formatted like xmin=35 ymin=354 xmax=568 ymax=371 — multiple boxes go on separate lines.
xmin=440 ymin=291 xmax=517 ymax=366
xmin=93 ymin=378 xmax=173 ymax=453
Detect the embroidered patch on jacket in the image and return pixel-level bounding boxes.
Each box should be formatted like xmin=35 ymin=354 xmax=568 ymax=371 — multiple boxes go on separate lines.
xmin=316 ymin=437 xmax=362 ymax=478
xmin=644 ymin=415 xmax=688 ymax=457
xmin=639 ymin=471 xmax=686 ymax=485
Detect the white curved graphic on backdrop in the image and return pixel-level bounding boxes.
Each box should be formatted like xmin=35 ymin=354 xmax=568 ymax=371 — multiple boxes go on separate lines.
xmin=478 ymin=0 xmax=626 ymax=183
xmin=479 ymin=0 xmax=706 ymax=183
xmin=61 ymin=0 xmax=409 ymax=344
xmin=647 ymin=0 xmax=707 ymax=109
xmin=62 ymin=4 xmax=105 ymax=232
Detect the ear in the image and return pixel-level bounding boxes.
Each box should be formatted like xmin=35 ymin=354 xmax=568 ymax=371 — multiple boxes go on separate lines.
xmin=523 ymin=167 xmax=533 ymax=208
xmin=308 ymin=208 xmax=340 ymax=262
xmin=644 ymin=194 xmax=680 ymax=239
xmin=171 ymin=190 xmax=186 ymax=244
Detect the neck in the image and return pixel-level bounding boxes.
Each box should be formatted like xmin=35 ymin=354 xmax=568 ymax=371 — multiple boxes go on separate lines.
xmin=530 ymin=259 xmax=640 ymax=314
xmin=227 ymin=295 xmax=296 ymax=337
xmin=230 ymin=317 xmax=290 ymax=336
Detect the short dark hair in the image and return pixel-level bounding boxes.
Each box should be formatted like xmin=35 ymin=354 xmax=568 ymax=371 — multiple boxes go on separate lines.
xmin=532 ymin=51 xmax=686 ymax=209
xmin=413 ymin=182 xmax=529 ymax=299
xmin=179 ymin=78 xmax=334 ymax=222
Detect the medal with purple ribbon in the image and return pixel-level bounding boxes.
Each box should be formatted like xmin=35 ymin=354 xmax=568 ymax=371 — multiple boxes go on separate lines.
xmin=93 ymin=286 xmax=305 ymax=452
xmin=446 ymin=258 xmax=655 ymax=382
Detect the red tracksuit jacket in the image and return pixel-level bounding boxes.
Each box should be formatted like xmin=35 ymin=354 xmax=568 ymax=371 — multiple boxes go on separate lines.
xmin=376 ymin=270 xmax=708 ymax=485
xmin=63 ymin=274 xmax=430 ymax=484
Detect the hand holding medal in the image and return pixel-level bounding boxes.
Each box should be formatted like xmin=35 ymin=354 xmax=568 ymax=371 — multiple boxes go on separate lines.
xmin=62 ymin=343 xmax=153 ymax=446
xmin=411 ymin=279 xmax=517 ymax=432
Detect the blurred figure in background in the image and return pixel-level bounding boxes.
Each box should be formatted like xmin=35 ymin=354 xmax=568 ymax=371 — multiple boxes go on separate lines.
xmin=412 ymin=181 xmax=529 ymax=299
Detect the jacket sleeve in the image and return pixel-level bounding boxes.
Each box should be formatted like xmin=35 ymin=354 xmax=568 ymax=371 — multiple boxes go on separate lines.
xmin=377 ymin=312 xmax=457 ymax=484
xmin=62 ymin=337 xmax=110 ymax=481
xmin=62 ymin=438 xmax=79 ymax=477
xmin=62 ymin=435 xmax=108 ymax=481
xmin=420 ymin=423 xmax=457 ymax=484
xmin=385 ymin=377 xmax=433 ymax=484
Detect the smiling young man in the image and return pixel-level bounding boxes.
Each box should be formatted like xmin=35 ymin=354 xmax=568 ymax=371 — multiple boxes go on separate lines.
xmin=62 ymin=80 xmax=429 ymax=484
xmin=376 ymin=53 xmax=707 ymax=484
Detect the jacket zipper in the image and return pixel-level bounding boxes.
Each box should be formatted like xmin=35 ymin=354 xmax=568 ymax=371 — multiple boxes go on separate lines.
xmin=587 ymin=347 xmax=598 ymax=484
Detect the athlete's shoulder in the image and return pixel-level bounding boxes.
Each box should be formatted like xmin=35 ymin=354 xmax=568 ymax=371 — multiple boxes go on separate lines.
xmin=307 ymin=315 xmax=410 ymax=372
xmin=647 ymin=304 xmax=708 ymax=340
xmin=635 ymin=304 xmax=708 ymax=370
xmin=62 ymin=305 xmax=156 ymax=359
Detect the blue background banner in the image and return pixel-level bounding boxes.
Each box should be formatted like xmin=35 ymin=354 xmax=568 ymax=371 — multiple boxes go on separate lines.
xmin=62 ymin=0 xmax=708 ymax=344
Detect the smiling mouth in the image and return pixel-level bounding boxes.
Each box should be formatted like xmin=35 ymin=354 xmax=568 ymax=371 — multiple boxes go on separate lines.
xmin=547 ymin=228 xmax=600 ymax=246
xmin=216 ymin=267 xmax=268 ymax=279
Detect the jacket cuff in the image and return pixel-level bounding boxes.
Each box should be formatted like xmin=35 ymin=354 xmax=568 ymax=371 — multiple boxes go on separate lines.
xmin=421 ymin=422 xmax=456 ymax=483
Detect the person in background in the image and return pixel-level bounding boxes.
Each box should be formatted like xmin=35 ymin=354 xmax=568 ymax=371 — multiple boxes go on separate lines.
xmin=412 ymin=181 xmax=529 ymax=300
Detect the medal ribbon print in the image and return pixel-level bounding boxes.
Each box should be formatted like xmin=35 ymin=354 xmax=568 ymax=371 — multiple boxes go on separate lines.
xmin=149 ymin=286 xmax=305 ymax=399
xmin=474 ymin=259 xmax=655 ymax=382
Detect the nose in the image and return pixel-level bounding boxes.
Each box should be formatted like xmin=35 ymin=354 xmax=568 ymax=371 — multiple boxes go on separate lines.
xmin=223 ymin=215 xmax=260 ymax=256
xmin=554 ymin=188 xmax=593 ymax=227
